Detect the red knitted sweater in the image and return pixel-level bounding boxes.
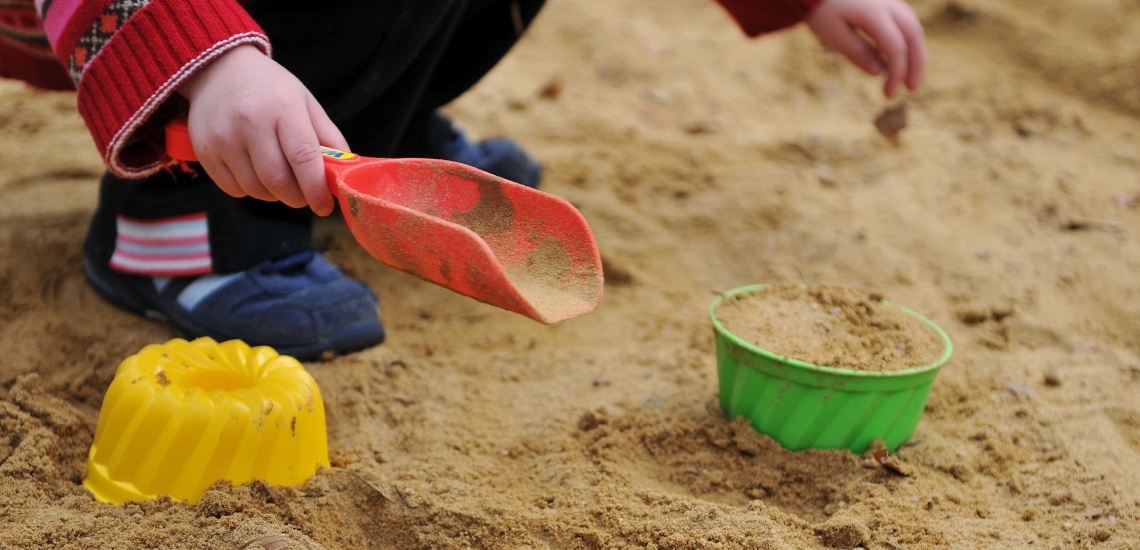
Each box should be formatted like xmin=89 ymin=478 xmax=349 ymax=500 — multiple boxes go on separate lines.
xmin=2 ymin=0 xmax=817 ymax=178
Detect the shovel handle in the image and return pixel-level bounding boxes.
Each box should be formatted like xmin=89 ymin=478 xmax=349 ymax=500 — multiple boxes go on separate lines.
xmin=164 ymin=117 xmax=363 ymax=166
xmin=164 ymin=117 xmax=199 ymax=162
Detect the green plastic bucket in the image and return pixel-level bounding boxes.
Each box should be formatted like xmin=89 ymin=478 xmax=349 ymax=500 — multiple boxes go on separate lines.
xmin=709 ymin=284 xmax=953 ymax=453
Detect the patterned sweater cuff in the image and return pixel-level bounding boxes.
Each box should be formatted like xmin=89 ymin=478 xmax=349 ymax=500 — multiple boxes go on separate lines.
xmin=714 ymin=0 xmax=822 ymax=37
xmin=73 ymin=0 xmax=270 ymax=178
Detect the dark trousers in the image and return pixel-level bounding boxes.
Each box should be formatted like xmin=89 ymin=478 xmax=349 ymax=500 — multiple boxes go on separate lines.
xmin=84 ymin=0 xmax=545 ymax=274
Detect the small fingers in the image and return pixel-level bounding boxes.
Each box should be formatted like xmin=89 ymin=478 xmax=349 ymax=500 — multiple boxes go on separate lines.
xmin=222 ymin=149 xmax=275 ymax=203
xmin=247 ymin=133 xmax=308 ymax=209
xmin=892 ymin=7 xmax=926 ymax=91
xmin=815 ymin=15 xmax=885 ymax=76
xmin=278 ymin=113 xmax=334 ymax=216
xmin=189 ymin=130 xmax=250 ymax=199
xmin=860 ymin=13 xmax=908 ymax=98
xmin=198 ymin=154 xmax=245 ymax=199
xmin=187 ymin=121 xmax=272 ymax=202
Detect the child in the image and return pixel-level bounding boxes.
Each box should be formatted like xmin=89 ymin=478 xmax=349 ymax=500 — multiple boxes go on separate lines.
xmin=1 ymin=0 xmax=923 ymax=360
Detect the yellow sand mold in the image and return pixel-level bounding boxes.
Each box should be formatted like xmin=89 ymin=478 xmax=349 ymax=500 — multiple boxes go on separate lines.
xmin=83 ymin=338 xmax=329 ymax=504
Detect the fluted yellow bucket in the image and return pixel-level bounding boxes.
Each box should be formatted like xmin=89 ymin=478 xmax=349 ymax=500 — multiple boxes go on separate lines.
xmin=84 ymin=338 xmax=330 ymax=504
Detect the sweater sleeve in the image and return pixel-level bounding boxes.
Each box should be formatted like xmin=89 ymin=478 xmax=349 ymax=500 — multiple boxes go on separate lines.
xmin=714 ymin=0 xmax=823 ymax=37
xmin=0 ymin=0 xmax=73 ymax=90
xmin=36 ymin=0 xmax=270 ymax=178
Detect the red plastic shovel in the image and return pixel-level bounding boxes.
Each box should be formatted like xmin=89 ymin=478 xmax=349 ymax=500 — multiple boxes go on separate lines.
xmin=165 ymin=118 xmax=602 ymax=324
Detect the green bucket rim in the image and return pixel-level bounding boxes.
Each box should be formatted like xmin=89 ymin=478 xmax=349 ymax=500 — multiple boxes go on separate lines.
xmin=709 ymin=284 xmax=953 ymax=379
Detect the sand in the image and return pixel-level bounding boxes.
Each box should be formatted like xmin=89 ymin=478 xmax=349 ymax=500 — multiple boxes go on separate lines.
xmin=714 ymin=283 xmax=947 ymax=371
xmin=2 ymin=0 xmax=1139 ymax=547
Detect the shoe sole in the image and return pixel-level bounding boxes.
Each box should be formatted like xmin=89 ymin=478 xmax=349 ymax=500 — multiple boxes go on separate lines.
xmin=83 ymin=261 xmax=385 ymax=361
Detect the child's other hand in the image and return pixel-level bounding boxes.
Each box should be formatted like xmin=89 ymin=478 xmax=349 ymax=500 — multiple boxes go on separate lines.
xmin=805 ymin=0 xmax=925 ymax=98
xmin=176 ymin=45 xmax=349 ymax=216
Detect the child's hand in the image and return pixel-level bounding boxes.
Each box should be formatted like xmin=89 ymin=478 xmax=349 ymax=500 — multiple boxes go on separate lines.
xmin=805 ymin=0 xmax=925 ymax=98
xmin=176 ymin=45 xmax=349 ymax=216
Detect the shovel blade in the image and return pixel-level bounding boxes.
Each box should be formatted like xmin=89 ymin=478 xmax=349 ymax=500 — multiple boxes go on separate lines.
xmin=334 ymin=158 xmax=602 ymax=324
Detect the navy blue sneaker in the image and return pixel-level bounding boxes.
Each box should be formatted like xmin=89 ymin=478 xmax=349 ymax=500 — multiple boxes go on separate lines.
xmin=446 ymin=129 xmax=543 ymax=189
xmin=84 ymin=251 xmax=385 ymax=361
xmin=403 ymin=112 xmax=542 ymax=188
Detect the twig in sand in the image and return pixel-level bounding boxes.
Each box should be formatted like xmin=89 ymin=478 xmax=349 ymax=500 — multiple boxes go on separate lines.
xmin=344 ymin=470 xmax=392 ymax=502
xmin=1062 ymin=216 xmax=1125 ymax=234
xmin=252 ymin=479 xmax=281 ymax=507
xmin=792 ymin=264 xmax=811 ymax=287
xmin=393 ymin=485 xmax=413 ymax=508
xmin=885 ymin=540 xmax=910 ymax=550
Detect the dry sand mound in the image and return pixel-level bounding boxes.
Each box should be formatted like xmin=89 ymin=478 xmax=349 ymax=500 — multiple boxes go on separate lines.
xmin=1 ymin=0 xmax=1139 ymax=547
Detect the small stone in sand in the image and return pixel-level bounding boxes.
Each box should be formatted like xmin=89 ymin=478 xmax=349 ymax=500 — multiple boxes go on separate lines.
xmin=1044 ymin=366 xmax=1062 ymax=387
xmin=875 ymin=102 xmax=908 ymax=146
